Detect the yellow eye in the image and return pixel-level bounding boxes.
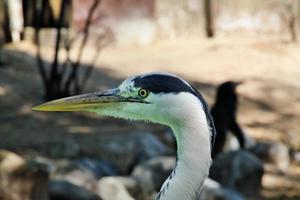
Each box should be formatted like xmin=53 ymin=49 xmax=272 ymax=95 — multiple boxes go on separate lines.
xmin=138 ymin=88 xmax=149 ymax=98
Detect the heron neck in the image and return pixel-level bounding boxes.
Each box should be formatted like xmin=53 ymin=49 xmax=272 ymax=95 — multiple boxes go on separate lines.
xmin=173 ymin=119 xmax=212 ymax=195
xmin=157 ymin=110 xmax=212 ymax=200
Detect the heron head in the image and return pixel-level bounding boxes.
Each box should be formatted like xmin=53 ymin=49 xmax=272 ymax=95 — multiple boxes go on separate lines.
xmin=33 ymin=72 xmax=212 ymax=127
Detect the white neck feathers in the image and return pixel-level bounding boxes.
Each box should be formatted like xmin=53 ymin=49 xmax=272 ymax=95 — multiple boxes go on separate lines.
xmin=156 ymin=94 xmax=212 ymax=200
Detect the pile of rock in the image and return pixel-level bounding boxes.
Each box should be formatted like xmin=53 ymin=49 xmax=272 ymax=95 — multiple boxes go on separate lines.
xmin=0 ymin=132 xmax=293 ymax=200
xmin=209 ymin=150 xmax=264 ymax=196
xmin=248 ymin=141 xmax=290 ymax=171
xmin=0 ymin=150 xmax=49 ymax=200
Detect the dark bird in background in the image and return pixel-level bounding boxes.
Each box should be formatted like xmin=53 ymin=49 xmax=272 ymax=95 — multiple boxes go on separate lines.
xmin=211 ymin=81 xmax=246 ymax=158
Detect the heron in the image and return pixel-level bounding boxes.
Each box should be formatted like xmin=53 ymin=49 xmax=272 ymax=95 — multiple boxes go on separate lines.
xmin=33 ymin=72 xmax=216 ymax=200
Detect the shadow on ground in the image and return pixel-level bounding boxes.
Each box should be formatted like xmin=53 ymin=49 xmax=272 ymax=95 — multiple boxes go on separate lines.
xmin=0 ymin=49 xmax=216 ymax=159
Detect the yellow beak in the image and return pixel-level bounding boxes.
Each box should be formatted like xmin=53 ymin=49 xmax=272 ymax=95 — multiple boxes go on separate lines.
xmin=32 ymin=89 xmax=124 ymax=112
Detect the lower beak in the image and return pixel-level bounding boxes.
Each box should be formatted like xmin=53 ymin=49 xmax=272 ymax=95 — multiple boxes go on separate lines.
xmin=33 ymin=89 xmax=124 ymax=112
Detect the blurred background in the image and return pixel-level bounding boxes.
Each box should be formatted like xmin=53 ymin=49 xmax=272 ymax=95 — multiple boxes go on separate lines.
xmin=0 ymin=0 xmax=300 ymax=200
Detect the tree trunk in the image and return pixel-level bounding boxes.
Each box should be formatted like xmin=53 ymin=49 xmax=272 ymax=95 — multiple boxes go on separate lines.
xmin=298 ymin=0 xmax=300 ymax=39
xmin=204 ymin=0 xmax=214 ymax=38
xmin=289 ymin=15 xmax=297 ymax=42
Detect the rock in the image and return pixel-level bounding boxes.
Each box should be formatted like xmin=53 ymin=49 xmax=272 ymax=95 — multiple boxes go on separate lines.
xmin=74 ymin=159 xmax=119 ymax=179
xmin=199 ymin=178 xmax=244 ymax=200
xmin=91 ymin=132 xmax=172 ymax=174
xmin=133 ymin=133 xmax=173 ymax=163
xmin=90 ymin=134 xmax=137 ymax=174
xmin=210 ymin=150 xmax=264 ymax=195
xmin=160 ymin=128 xmax=176 ymax=150
xmin=52 ymin=159 xmax=118 ymax=192
xmin=53 ymin=161 xmax=97 ymax=191
xmin=97 ymin=177 xmax=134 ymax=200
xmin=24 ymin=160 xmax=50 ymax=200
xmin=108 ymin=177 xmax=140 ymax=198
xmin=223 ymin=134 xmax=240 ymax=152
xmin=0 ymin=150 xmax=49 ymax=200
xmin=224 ymin=134 xmax=255 ymax=152
xmin=293 ymin=151 xmax=300 ymax=164
xmin=249 ymin=141 xmax=290 ymax=171
xmin=105 ymin=176 xmax=155 ymax=200
xmin=131 ymin=156 xmax=175 ymax=191
xmin=49 ymin=180 xmax=101 ymax=200
xmin=0 ymin=150 xmax=25 ymax=173
xmin=47 ymin=139 xmax=80 ymax=158
xmin=0 ymin=47 xmax=6 ymax=66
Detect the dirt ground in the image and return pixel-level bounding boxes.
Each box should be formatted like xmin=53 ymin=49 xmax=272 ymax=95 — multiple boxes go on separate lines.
xmin=0 ymin=35 xmax=300 ymax=199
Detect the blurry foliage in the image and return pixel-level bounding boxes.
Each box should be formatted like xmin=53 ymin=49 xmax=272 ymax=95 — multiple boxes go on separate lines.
xmin=34 ymin=0 xmax=110 ymax=100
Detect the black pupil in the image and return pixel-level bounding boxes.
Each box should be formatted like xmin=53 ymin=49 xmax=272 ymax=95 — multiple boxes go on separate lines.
xmin=140 ymin=90 xmax=146 ymax=96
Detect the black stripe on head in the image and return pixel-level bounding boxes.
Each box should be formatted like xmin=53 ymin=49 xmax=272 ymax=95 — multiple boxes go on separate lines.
xmin=132 ymin=73 xmax=194 ymax=94
xmin=132 ymin=73 xmax=216 ymax=149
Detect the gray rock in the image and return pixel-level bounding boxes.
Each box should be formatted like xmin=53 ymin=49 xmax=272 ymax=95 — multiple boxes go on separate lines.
xmin=74 ymin=159 xmax=119 ymax=179
xmin=223 ymin=135 xmax=240 ymax=152
xmin=293 ymin=151 xmax=300 ymax=164
xmin=131 ymin=156 xmax=175 ymax=191
xmin=52 ymin=159 xmax=118 ymax=192
xmin=88 ymin=132 xmax=172 ymax=174
xmin=0 ymin=44 xmax=7 ymax=66
xmin=111 ymin=176 xmax=155 ymax=200
xmin=199 ymin=178 xmax=244 ymax=200
xmin=108 ymin=177 xmax=140 ymax=199
xmin=210 ymin=150 xmax=264 ymax=195
xmin=160 ymin=129 xmax=176 ymax=150
xmin=49 ymin=180 xmax=101 ymax=200
xmin=97 ymin=177 xmax=134 ymax=200
xmin=0 ymin=150 xmax=49 ymax=200
xmin=249 ymin=141 xmax=290 ymax=171
xmin=52 ymin=160 xmax=98 ymax=191
xmin=46 ymin=139 xmax=80 ymax=158
xmin=0 ymin=150 xmax=25 ymax=173
xmin=224 ymin=133 xmax=255 ymax=152
xmin=132 ymin=132 xmax=173 ymax=163
xmin=93 ymin=134 xmax=137 ymax=174
xmin=98 ymin=176 xmax=155 ymax=200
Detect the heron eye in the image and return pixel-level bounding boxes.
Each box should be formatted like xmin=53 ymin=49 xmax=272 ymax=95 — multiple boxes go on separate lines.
xmin=138 ymin=88 xmax=149 ymax=98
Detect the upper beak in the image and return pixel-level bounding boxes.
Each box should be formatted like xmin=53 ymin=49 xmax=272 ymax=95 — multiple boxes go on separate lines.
xmin=32 ymin=89 xmax=126 ymax=112
xmin=234 ymin=81 xmax=243 ymax=87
